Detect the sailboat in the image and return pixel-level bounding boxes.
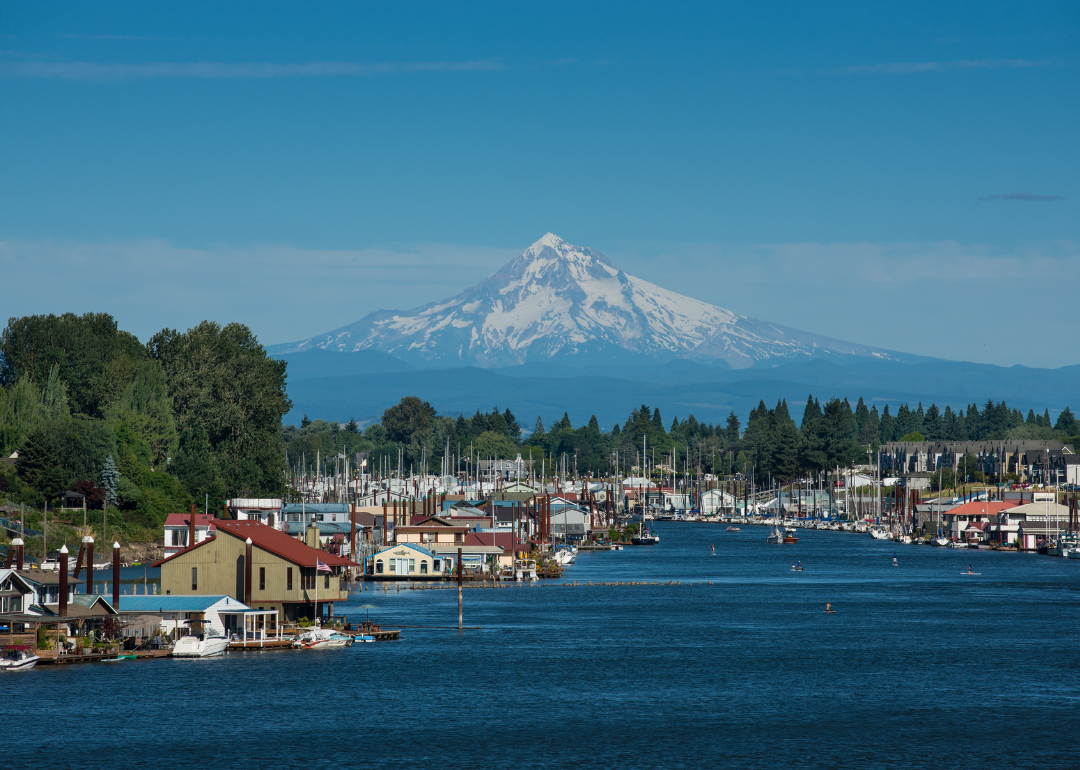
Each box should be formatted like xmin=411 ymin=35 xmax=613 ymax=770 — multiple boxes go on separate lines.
xmin=632 ymin=435 xmax=660 ymax=545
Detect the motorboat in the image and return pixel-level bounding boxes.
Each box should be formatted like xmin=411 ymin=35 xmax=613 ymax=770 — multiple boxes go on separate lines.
xmin=782 ymin=527 xmax=799 ymax=544
xmin=869 ymin=527 xmax=890 ymax=540
xmin=171 ymin=628 xmax=230 ymax=658
xmin=932 ymin=537 xmax=950 ymax=547
xmin=0 ymin=646 xmax=39 ymax=671
xmin=1066 ymin=547 xmax=1080 ymax=560
xmin=295 ymin=628 xmax=353 ymax=649
xmin=948 ymin=540 xmax=968 ymax=549
xmin=725 ymin=526 xmax=740 ymax=532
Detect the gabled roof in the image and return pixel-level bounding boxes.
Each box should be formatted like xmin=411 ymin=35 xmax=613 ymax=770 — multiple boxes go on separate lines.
xmin=118 ymin=595 xmax=247 ymax=613
xmin=399 ymin=516 xmax=468 ymax=531
xmin=942 ymin=501 xmax=1013 ymax=519
xmin=153 ymin=520 xmax=359 ymax=569
xmin=164 ymin=512 xmax=218 ymax=529
xmin=14 ymin=569 xmax=84 ymax=586
xmin=215 ymin=520 xmax=359 ymax=568
xmin=373 ymin=542 xmax=435 ymax=558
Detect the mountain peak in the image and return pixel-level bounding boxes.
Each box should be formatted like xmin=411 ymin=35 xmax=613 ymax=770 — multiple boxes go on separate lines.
xmin=271 ymin=234 xmax=908 ymax=369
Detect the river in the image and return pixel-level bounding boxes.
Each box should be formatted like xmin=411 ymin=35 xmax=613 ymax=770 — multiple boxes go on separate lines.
xmin=6 ymin=522 xmax=1080 ymax=768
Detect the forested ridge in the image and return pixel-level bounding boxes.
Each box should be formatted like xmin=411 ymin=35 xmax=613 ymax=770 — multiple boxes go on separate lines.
xmin=0 ymin=313 xmax=290 ymax=539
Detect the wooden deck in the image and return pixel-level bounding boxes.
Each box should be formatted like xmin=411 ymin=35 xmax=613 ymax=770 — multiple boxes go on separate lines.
xmin=36 ymin=649 xmax=170 ymax=664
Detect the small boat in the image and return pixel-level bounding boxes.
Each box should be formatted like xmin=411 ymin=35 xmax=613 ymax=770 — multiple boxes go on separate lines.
xmin=869 ymin=528 xmax=890 ymax=541
xmin=353 ymin=635 xmax=376 ymax=643
xmin=0 ymin=646 xmax=39 ymax=671
xmin=766 ymin=527 xmax=783 ymax=544
xmin=1065 ymin=547 xmax=1080 ymax=560
xmin=101 ymin=654 xmax=138 ymax=662
xmin=947 ymin=541 xmax=967 ymax=549
xmin=295 ymin=628 xmax=354 ymax=649
xmin=725 ymin=526 xmax=740 ymax=532
xmin=172 ymin=628 xmax=230 ymax=658
xmin=932 ymin=537 xmax=950 ymax=547
xmin=782 ymin=527 xmax=799 ymax=544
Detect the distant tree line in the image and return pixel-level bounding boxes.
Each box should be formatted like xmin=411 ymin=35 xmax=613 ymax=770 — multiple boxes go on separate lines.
xmin=285 ymin=394 xmax=1079 ymax=484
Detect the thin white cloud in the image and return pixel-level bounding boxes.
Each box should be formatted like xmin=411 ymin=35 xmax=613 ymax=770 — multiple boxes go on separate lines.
xmin=0 ymin=59 xmax=504 ymax=81
xmin=825 ymin=58 xmax=1045 ymax=75
xmin=977 ymin=192 xmax=1065 ymax=203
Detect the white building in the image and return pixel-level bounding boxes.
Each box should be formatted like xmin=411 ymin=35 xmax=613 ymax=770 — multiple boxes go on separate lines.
xmin=116 ymin=594 xmax=251 ymax=637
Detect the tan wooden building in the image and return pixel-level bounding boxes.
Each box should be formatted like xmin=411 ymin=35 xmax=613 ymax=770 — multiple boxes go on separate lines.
xmin=153 ymin=520 xmax=358 ymax=623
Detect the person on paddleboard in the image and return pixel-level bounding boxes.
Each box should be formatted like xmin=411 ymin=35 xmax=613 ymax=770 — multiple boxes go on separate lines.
xmin=825 ymin=602 xmax=833 ymax=613
xmin=892 ymin=553 xmax=898 ymax=567
xmin=968 ymin=565 xmax=974 ymax=574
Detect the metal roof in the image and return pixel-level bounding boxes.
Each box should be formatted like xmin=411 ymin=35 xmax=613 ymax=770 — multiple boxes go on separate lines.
xmin=117 ymin=595 xmax=248 ymax=613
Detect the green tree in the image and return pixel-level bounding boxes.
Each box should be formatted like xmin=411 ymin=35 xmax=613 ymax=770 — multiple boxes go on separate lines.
xmin=381 ymin=396 xmax=437 ymax=444
xmin=101 ymin=455 xmax=119 ymax=509
xmin=148 ymin=321 xmax=290 ymax=497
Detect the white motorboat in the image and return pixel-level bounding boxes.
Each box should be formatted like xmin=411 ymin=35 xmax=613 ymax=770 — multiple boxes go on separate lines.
xmin=947 ymin=540 xmax=968 ymax=549
xmin=869 ymin=528 xmax=890 ymax=540
xmin=172 ymin=629 xmax=230 ymax=658
xmin=1066 ymin=547 xmax=1080 ymax=560
xmin=0 ymin=646 xmax=39 ymax=671
xmin=932 ymin=537 xmax=950 ymax=547
xmin=295 ymin=628 xmax=353 ymax=649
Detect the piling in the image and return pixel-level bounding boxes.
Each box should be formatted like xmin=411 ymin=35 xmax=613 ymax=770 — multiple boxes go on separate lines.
xmin=12 ymin=537 xmax=23 ymax=570
xmin=58 ymin=545 xmax=68 ymax=617
xmin=83 ymin=535 xmax=94 ymax=595
xmin=112 ymin=541 xmax=120 ymax=609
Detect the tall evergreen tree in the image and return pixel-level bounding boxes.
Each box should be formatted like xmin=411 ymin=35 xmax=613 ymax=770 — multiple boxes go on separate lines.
xmin=800 ymin=393 xmax=822 ymax=431
xmin=101 ymin=454 xmax=119 ymax=510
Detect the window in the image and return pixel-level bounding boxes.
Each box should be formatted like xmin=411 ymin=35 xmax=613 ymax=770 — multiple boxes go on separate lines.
xmin=324 ymin=573 xmax=330 ymax=589
xmin=287 ymin=567 xmax=293 ymax=591
xmin=259 ymin=567 xmax=265 ymax=592
xmin=191 ymin=567 xmax=198 ymax=591
xmin=389 ymin=559 xmax=396 ymax=573
xmin=433 ymin=559 xmax=441 ymax=572
xmin=409 ymin=559 xmax=415 ymax=573
xmin=454 ymin=532 xmax=463 ymax=544
xmin=420 ymin=561 xmax=428 ymax=574
xmin=375 ymin=559 xmax=384 ymax=574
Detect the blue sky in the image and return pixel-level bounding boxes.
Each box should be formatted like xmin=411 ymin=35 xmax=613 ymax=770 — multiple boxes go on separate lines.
xmin=1 ymin=1 xmax=1077 ymax=367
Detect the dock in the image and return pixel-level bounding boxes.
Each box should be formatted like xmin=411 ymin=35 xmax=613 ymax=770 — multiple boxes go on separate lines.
xmin=35 ymin=649 xmax=170 ymax=665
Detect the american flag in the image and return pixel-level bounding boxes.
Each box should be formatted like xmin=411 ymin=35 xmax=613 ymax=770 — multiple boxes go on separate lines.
xmin=316 ymin=560 xmax=331 ymax=572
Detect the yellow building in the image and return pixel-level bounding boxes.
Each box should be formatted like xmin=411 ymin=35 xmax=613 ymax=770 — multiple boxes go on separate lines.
xmin=153 ymin=520 xmax=358 ymax=623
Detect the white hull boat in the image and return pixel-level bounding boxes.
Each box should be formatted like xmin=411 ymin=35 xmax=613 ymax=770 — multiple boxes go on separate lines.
xmin=766 ymin=527 xmax=783 ymax=544
xmin=869 ymin=528 xmax=890 ymax=540
xmin=172 ymin=631 xmax=230 ymax=658
xmin=295 ymin=628 xmax=353 ymax=648
xmin=932 ymin=537 xmax=950 ymax=547
xmin=0 ymin=648 xmax=39 ymax=671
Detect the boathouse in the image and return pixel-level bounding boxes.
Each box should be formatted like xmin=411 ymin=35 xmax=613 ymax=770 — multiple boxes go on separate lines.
xmin=153 ymin=520 xmax=358 ymax=624
xmin=116 ymin=594 xmax=251 ymax=637
xmin=366 ymin=542 xmax=443 ymax=580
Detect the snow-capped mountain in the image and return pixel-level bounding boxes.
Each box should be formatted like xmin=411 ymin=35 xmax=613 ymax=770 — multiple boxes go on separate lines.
xmin=271 ymin=233 xmax=911 ymax=369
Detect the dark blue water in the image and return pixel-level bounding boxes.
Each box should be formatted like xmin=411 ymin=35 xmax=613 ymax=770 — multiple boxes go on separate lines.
xmin=6 ymin=522 xmax=1080 ymax=768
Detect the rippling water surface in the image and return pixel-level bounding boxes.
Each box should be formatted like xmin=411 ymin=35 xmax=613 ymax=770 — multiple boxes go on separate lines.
xmin=6 ymin=523 xmax=1080 ymax=768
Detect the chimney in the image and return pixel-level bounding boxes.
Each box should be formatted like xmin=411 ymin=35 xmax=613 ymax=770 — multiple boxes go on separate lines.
xmin=59 ymin=545 xmax=69 ymax=617
xmin=12 ymin=537 xmax=24 ymax=570
xmin=244 ymin=537 xmax=253 ymax=605
xmin=189 ymin=503 xmax=196 ymax=549
xmin=306 ymin=524 xmax=320 ymax=550
xmin=112 ymin=541 xmax=121 ymax=610
xmin=223 ymin=500 xmax=228 ymax=520
xmin=83 ymin=535 xmax=95 ymax=595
